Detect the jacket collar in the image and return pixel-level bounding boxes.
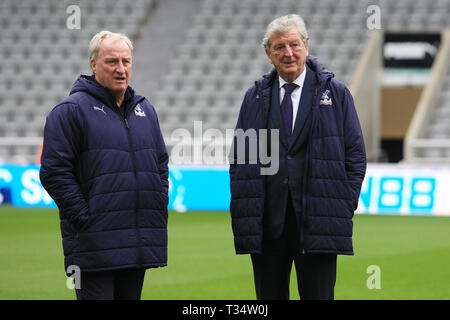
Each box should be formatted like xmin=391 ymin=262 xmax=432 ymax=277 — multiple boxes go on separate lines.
xmin=69 ymin=74 xmax=144 ymax=114
xmin=256 ymin=55 xmax=333 ymax=127
xmin=256 ymin=55 xmax=334 ymax=92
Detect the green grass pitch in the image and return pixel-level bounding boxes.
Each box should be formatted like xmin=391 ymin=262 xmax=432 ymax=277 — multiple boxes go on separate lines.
xmin=0 ymin=206 xmax=449 ymax=300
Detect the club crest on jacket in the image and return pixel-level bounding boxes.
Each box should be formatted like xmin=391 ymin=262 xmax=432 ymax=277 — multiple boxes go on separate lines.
xmin=135 ymin=104 xmax=146 ymax=117
xmin=320 ymin=90 xmax=332 ymax=106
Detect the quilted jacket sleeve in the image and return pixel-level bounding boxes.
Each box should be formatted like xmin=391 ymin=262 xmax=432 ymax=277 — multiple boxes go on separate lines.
xmin=343 ymin=87 xmax=367 ymax=210
xmin=229 ymin=87 xmax=252 ymax=182
xmin=155 ymin=110 xmax=169 ymax=196
xmin=40 ymin=103 xmax=90 ymax=231
xmin=158 ymin=147 xmax=169 ymax=196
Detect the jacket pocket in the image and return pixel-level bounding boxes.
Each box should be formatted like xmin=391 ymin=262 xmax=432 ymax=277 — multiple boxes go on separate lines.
xmin=71 ymin=212 xmax=93 ymax=233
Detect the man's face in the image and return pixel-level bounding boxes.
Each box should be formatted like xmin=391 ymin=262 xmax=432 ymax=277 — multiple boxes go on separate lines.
xmin=265 ymin=27 xmax=308 ymax=83
xmin=91 ymin=38 xmax=132 ymax=97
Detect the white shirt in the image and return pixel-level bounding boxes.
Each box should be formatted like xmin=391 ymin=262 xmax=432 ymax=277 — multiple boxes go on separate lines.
xmin=278 ymin=67 xmax=307 ymax=133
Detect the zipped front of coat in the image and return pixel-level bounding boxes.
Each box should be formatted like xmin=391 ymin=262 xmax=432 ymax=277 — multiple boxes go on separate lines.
xmin=255 ymin=79 xmax=270 ymax=254
xmin=301 ymin=76 xmax=333 ymax=254
xmin=256 ymin=69 xmax=335 ymax=255
xmin=110 ymin=97 xmax=146 ymax=267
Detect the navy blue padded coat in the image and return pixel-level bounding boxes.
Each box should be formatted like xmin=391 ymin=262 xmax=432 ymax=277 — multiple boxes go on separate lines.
xmin=40 ymin=75 xmax=169 ymax=272
xmin=229 ymin=56 xmax=367 ymax=255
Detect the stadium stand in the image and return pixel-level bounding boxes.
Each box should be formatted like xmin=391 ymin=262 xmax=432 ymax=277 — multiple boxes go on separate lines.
xmin=0 ymin=0 xmax=157 ymax=163
xmin=1 ymin=0 xmax=450 ymax=163
xmin=151 ymin=0 xmax=372 ymax=155
xmin=151 ymin=0 xmax=450 ymax=163
xmin=404 ymin=30 xmax=450 ymax=162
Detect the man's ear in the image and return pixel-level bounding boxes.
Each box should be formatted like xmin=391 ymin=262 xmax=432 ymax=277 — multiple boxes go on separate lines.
xmin=90 ymin=59 xmax=96 ymax=74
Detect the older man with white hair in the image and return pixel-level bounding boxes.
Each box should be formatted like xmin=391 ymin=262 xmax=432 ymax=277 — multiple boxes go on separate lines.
xmin=40 ymin=31 xmax=169 ymax=300
xmin=229 ymin=14 xmax=367 ymax=300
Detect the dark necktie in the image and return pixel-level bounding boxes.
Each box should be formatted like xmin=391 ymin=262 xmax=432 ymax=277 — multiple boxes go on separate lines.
xmin=280 ymin=83 xmax=297 ymax=140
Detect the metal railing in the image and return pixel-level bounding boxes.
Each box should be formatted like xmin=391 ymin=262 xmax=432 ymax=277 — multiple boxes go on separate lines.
xmin=0 ymin=137 xmax=42 ymax=164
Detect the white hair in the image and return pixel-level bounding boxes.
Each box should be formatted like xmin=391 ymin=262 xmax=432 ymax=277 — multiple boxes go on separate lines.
xmin=262 ymin=14 xmax=309 ymax=50
xmin=89 ymin=30 xmax=133 ymax=65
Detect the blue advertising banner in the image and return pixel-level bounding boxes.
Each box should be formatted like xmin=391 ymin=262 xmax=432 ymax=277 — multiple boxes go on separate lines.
xmin=1 ymin=163 xmax=449 ymax=216
xmin=0 ymin=164 xmax=231 ymax=211
xmin=168 ymin=166 xmax=230 ymax=212
xmin=0 ymin=164 xmax=55 ymax=207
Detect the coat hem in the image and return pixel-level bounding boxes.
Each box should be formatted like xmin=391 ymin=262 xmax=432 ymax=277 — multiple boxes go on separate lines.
xmin=65 ymin=262 xmax=167 ymax=274
xmin=235 ymin=250 xmax=262 ymax=255
xmin=305 ymin=249 xmax=354 ymax=256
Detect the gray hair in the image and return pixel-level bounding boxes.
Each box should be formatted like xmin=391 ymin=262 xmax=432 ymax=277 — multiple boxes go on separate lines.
xmin=89 ymin=30 xmax=133 ymax=65
xmin=262 ymin=14 xmax=309 ymax=50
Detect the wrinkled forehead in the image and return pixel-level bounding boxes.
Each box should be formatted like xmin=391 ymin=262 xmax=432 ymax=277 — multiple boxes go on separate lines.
xmin=98 ymin=38 xmax=132 ymax=58
xmin=270 ymin=27 xmax=303 ymax=45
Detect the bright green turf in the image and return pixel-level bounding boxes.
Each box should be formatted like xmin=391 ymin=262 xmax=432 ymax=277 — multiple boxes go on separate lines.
xmin=0 ymin=206 xmax=449 ymax=300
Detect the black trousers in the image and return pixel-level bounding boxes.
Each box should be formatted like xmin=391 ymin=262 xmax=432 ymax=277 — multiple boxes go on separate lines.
xmin=75 ymin=268 xmax=146 ymax=300
xmin=251 ymin=197 xmax=337 ymax=300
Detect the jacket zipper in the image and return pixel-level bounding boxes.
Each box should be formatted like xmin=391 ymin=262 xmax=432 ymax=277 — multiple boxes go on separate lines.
xmin=122 ymin=112 xmax=143 ymax=268
xmin=300 ymin=81 xmax=331 ymax=254
xmin=299 ymin=88 xmax=319 ymax=255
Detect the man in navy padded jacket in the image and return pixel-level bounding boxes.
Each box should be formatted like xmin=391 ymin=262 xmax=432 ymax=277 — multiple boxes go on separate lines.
xmin=40 ymin=31 xmax=169 ymax=300
xmin=229 ymin=15 xmax=367 ymax=300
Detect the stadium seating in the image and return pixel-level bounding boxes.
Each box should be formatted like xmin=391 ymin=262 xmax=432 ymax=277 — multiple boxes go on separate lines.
xmin=0 ymin=0 xmax=157 ymax=163
xmin=425 ymin=63 xmax=450 ymax=156
xmin=404 ymin=28 xmax=450 ymax=162
xmin=151 ymin=0 xmax=367 ymax=145
xmin=1 ymin=0 xmax=450 ymax=163
xmin=153 ymin=0 xmax=450 ymax=161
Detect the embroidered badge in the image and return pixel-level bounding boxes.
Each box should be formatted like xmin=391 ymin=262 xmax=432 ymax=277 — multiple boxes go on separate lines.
xmin=320 ymin=90 xmax=332 ymax=106
xmin=134 ymin=104 xmax=146 ymax=117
